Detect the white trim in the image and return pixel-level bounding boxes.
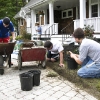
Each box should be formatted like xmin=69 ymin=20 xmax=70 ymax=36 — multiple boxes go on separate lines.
xmin=89 ymin=0 xmax=91 ymax=18
xmin=19 ymin=10 xmax=26 ymax=18
xmin=62 ymin=9 xmax=73 ymax=19
xmin=76 ymin=6 xmax=78 ymax=19
xmin=20 ymin=19 xmax=24 ymax=26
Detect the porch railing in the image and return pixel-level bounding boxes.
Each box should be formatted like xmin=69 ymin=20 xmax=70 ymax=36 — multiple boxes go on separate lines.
xmin=31 ymin=23 xmax=58 ymax=40
xmin=44 ymin=23 xmax=58 ymax=35
xmin=74 ymin=17 xmax=100 ymax=32
xmin=27 ymin=27 xmax=31 ymax=33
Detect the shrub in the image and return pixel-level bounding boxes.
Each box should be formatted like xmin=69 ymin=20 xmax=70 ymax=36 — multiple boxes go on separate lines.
xmin=15 ymin=31 xmax=31 ymax=41
xmin=83 ymin=25 xmax=95 ymax=37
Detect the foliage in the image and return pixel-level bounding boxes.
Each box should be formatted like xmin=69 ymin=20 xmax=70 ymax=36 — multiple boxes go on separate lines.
xmin=0 ymin=0 xmax=28 ymax=27
xmin=21 ymin=30 xmax=31 ymax=40
xmin=15 ymin=31 xmax=31 ymax=41
xmin=15 ymin=35 xmax=23 ymax=40
xmin=83 ymin=25 xmax=95 ymax=37
xmin=46 ymin=70 xmax=58 ymax=77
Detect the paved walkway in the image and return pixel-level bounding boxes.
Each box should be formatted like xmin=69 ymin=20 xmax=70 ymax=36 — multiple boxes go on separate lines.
xmin=0 ymin=58 xmax=98 ymax=100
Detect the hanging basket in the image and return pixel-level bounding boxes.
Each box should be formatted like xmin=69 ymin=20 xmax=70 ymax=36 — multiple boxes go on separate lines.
xmin=38 ymin=11 xmax=44 ymax=15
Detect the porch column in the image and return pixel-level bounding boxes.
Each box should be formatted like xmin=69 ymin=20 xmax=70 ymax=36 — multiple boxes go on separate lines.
xmin=43 ymin=9 xmax=47 ymax=24
xmin=80 ymin=0 xmax=86 ymax=28
xmin=31 ymin=9 xmax=36 ymax=40
xmin=49 ymin=1 xmax=54 ymax=24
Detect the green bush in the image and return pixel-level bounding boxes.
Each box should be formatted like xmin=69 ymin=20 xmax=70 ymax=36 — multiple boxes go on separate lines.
xmin=22 ymin=33 xmax=31 ymax=40
xmin=15 ymin=32 xmax=31 ymax=41
xmin=15 ymin=35 xmax=23 ymax=40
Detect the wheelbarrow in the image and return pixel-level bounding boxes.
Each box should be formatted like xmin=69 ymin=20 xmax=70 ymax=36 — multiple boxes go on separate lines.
xmin=18 ymin=44 xmax=46 ymax=70
xmin=0 ymin=42 xmax=16 ymax=75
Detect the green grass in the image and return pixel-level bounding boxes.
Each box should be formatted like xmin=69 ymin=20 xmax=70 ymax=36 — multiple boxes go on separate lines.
xmin=46 ymin=61 xmax=100 ymax=100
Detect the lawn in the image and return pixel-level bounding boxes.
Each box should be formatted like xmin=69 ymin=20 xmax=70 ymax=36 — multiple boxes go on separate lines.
xmin=46 ymin=61 xmax=100 ymax=100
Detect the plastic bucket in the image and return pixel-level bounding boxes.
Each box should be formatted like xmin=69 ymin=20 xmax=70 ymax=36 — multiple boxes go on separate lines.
xmin=28 ymin=70 xmax=41 ymax=86
xmin=19 ymin=72 xmax=33 ymax=91
xmin=0 ymin=55 xmax=4 ymax=66
xmin=0 ymin=68 xmax=4 ymax=75
xmin=66 ymin=56 xmax=78 ymax=70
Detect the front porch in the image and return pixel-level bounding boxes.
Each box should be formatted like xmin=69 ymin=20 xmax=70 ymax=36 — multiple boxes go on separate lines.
xmin=74 ymin=17 xmax=100 ymax=33
xmin=16 ymin=0 xmax=100 ymax=44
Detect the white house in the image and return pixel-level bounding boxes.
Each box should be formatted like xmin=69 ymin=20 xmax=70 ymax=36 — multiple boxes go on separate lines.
xmin=14 ymin=0 xmax=100 ymax=41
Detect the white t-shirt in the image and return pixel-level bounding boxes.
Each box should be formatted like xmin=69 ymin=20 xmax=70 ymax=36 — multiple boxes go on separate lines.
xmin=49 ymin=40 xmax=64 ymax=54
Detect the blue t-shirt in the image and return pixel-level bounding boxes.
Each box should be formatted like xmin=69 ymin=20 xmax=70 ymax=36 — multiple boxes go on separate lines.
xmin=0 ymin=20 xmax=14 ymax=38
xmin=36 ymin=26 xmax=42 ymax=35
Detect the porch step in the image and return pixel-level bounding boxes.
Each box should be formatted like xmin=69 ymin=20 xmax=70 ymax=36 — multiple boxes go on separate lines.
xmin=93 ymin=33 xmax=100 ymax=39
xmin=32 ymin=34 xmax=50 ymax=41
xmin=32 ymin=34 xmax=76 ymax=45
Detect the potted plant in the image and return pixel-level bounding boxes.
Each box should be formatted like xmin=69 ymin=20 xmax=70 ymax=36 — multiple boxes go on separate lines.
xmin=83 ymin=24 xmax=95 ymax=37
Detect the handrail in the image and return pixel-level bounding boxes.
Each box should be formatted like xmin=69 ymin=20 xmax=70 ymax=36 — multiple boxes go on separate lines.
xmin=44 ymin=23 xmax=57 ymax=39
xmin=61 ymin=21 xmax=74 ymax=32
xmin=61 ymin=21 xmax=74 ymax=44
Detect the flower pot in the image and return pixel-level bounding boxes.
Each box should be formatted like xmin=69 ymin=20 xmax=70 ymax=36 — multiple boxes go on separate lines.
xmin=0 ymin=68 xmax=4 ymax=75
xmin=66 ymin=56 xmax=78 ymax=70
xmin=28 ymin=70 xmax=41 ymax=86
xmin=35 ymin=40 xmax=43 ymax=46
xmin=19 ymin=72 xmax=33 ymax=91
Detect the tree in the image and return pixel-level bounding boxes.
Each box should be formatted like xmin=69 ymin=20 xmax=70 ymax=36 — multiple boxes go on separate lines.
xmin=0 ymin=0 xmax=28 ymax=26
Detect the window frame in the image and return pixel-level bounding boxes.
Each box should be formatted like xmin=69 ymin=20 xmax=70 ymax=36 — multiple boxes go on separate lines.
xmin=62 ymin=9 xmax=73 ymax=19
xmin=20 ymin=19 xmax=24 ymax=26
xmin=90 ymin=0 xmax=100 ymax=17
xmin=91 ymin=4 xmax=98 ymax=17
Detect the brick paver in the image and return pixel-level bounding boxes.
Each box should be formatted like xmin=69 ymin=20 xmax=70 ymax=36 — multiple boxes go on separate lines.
xmin=0 ymin=58 xmax=98 ymax=100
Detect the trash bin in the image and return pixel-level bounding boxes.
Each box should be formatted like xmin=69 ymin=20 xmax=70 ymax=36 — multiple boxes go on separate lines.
xmin=19 ymin=72 xmax=33 ymax=91
xmin=28 ymin=70 xmax=41 ymax=86
xmin=66 ymin=55 xmax=78 ymax=70
xmin=0 ymin=68 xmax=4 ymax=75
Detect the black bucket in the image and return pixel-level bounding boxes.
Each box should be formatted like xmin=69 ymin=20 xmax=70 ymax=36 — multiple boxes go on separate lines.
xmin=28 ymin=70 xmax=41 ymax=86
xmin=0 ymin=68 xmax=4 ymax=75
xmin=0 ymin=55 xmax=4 ymax=66
xmin=19 ymin=72 xmax=33 ymax=91
xmin=66 ymin=56 xmax=78 ymax=70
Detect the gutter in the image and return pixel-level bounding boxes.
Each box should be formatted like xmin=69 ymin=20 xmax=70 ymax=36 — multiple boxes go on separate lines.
xmin=23 ymin=0 xmax=48 ymax=11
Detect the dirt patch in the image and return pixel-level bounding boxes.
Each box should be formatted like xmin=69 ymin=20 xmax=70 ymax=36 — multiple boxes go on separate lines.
xmin=46 ymin=61 xmax=100 ymax=100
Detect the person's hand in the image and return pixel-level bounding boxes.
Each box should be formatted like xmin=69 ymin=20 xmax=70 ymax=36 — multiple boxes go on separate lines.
xmin=69 ymin=51 xmax=75 ymax=59
xmin=59 ymin=63 xmax=65 ymax=67
xmin=69 ymin=51 xmax=73 ymax=55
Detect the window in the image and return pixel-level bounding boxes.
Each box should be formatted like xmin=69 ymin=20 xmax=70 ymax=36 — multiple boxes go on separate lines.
xmin=20 ymin=19 xmax=24 ymax=26
xmin=91 ymin=4 xmax=98 ymax=17
xmin=62 ymin=9 xmax=73 ymax=19
xmin=63 ymin=12 xmax=67 ymax=18
xmin=67 ymin=9 xmax=73 ymax=17
xmin=36 ymin=14 xmax=39 ymax=22
xmin=62 ymin=10 xmax=67 ymax=18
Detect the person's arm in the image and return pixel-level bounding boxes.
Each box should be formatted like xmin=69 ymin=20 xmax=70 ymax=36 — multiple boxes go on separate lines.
xmin=11 ymin=32 xmax=15 ymax=41
xmin=69 ymin=51 xmax=82 ymax=65
xmin=9 ymin=22 xmax=16 ymax=41
xmin=59 ymin=50 xmax=64 ymax=67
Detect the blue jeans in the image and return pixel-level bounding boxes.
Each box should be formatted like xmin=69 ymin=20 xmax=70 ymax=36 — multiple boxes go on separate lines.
xmin=77 ymin=56 xmax=100 ymax=78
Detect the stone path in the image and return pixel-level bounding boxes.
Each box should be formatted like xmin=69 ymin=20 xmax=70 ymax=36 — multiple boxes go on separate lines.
xmin=0 ymin=58 xmax=98 ymax=100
